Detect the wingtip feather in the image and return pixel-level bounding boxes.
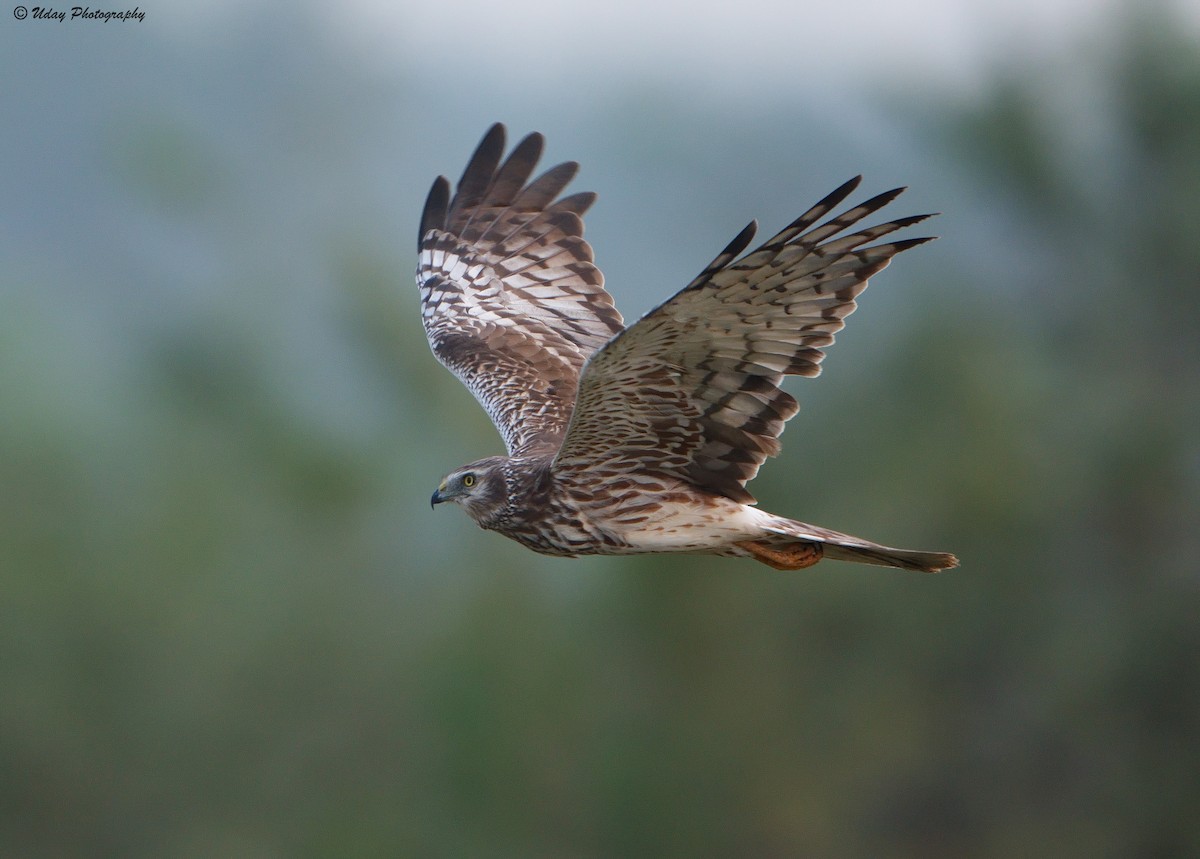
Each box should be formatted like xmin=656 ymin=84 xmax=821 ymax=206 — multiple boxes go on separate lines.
xmin=418 ymin=175 xmax=451 ymax=247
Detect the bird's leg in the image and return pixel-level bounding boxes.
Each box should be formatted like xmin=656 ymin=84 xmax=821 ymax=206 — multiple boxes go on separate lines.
xmin=737 ymin=540 xmax=823 ymax=570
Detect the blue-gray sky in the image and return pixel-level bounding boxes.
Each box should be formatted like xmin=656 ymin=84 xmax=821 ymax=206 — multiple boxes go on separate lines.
xmin=160 ymin=0 xmax=1197 ymax=99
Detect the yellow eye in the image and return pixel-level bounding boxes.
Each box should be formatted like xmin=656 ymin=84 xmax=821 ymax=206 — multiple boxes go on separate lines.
xmin=462 ymin=474 xmax=475 ymax=488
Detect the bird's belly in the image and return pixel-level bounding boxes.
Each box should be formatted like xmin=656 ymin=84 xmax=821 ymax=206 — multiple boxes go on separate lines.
xmin=503 ymin=477 xmax=771 ymax=557
xmin=590 ymin=495 xmax=765 ymax=554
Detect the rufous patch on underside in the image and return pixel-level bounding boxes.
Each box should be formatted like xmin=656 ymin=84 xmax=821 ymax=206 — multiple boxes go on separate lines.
xmin=737 ymin=539 xmax=823 ymax=570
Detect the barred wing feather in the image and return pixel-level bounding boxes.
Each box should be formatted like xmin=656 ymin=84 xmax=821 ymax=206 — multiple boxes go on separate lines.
xmin=554 ymin=177 xmax=935 ymax=503
xmin=417 ymin=123 xmax=623 ymax=456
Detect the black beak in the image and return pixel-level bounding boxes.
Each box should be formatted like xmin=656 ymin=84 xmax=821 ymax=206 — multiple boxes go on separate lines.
xmin=430 ymin=489 xmax=444 ymax=509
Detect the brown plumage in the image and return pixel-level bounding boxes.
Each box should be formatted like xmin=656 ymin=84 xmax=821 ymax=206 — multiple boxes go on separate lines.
xmin=420 ymin=124 xmax=957 ymax=573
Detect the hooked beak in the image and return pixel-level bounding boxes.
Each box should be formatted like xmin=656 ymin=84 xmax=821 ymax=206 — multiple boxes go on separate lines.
xmin=430 ymin=485 xmax=446 ymax=509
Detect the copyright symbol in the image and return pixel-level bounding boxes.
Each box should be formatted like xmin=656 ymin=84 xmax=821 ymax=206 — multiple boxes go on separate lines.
xmin=14 ymin=5 xmax=27 ymax=18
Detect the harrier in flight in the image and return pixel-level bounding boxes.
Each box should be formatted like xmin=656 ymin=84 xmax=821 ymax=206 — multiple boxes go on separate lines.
xmin=419 ymin=124 xmax=956 ymax=572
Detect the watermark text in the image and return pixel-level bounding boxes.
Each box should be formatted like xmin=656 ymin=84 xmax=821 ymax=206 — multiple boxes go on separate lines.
xmin=14 ymin=6 xmax=146 ymax=22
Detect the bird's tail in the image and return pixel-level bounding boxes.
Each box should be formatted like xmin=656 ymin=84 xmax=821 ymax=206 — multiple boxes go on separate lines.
xmin=757 ymin=515 xmax=958 ymax=573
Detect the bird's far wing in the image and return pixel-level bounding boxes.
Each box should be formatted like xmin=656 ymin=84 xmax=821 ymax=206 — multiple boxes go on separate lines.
xmin=553 ymin=177 xmax=934 ymax=503
xmin=417 ymin=124 xmax=624 ymax=456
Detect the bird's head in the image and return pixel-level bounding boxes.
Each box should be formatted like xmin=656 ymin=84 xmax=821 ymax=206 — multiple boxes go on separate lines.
xmin=430 ymin=456 xmax=509 ymax=525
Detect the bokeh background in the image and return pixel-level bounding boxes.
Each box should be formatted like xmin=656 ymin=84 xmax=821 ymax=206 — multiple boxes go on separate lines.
xmin=3 ymin=1 xmax=1199 ymax=855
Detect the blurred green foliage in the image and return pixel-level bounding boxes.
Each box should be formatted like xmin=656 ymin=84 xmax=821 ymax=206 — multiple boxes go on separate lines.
xmin=2 ymin=8 xmax=1198 ymax=858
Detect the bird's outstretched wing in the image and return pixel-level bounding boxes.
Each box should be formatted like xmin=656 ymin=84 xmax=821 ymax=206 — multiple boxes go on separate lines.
xmin=417 ymin=124 xmax=624 ymax=456
xmin=554 ymin=177 xmax=934 ymax=503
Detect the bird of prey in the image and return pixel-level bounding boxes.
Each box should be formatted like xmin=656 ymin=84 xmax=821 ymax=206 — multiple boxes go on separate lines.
xmin=419 ymin=124 xmax=957 ymax=572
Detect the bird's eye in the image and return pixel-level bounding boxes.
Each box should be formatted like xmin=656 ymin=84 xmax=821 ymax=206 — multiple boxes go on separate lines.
xmin=462 ymin=473 xmax=475 ymax=488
